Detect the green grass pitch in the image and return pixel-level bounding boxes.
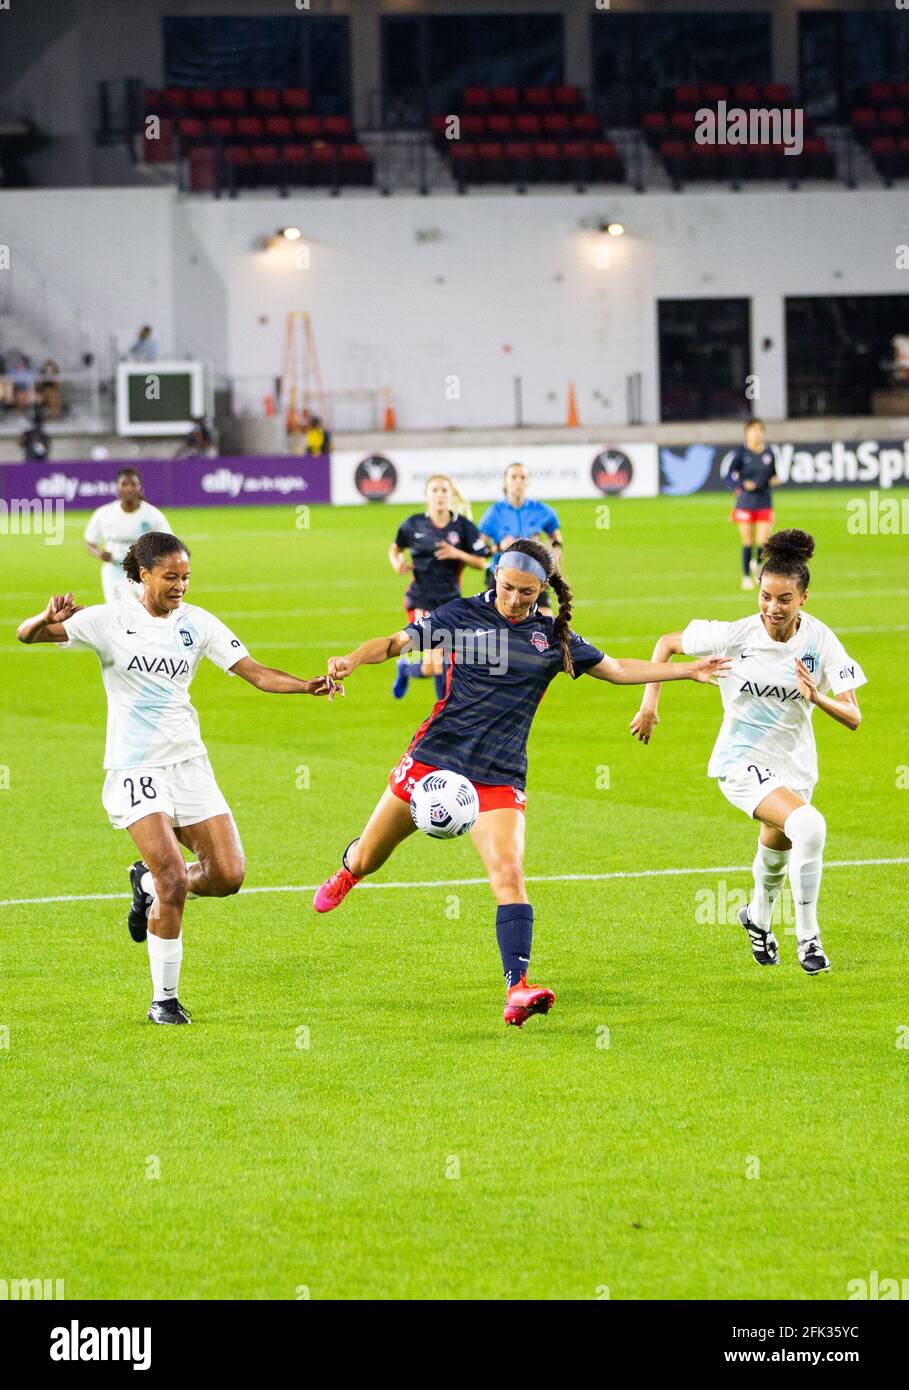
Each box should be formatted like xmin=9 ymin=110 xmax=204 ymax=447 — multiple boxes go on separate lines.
xmin=0 ymin=490 xmax=906 ymax=1300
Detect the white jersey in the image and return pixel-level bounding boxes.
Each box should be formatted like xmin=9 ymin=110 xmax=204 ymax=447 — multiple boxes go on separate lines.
xmin=84 ymin=500 xmax=170 ymax=599
xmin=681 ymin=611 xmax=866 ymax=788
xmin=60 ymin=597 xmax=250 ymax=770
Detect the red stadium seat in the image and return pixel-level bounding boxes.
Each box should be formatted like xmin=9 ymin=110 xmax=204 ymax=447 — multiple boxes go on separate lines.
xmin=542 ymin=113 xmax=571 ymax=138
xmin=220 ymin=89 xmax=247 ymax=113
xmin=463 ymin=86 xmax=490 ymax=112
xmin=189 ymin=89 xmax=217 ymax=113
xmin=461 ymin=114 xmax=485 ymax=139
xmin=733 ymin=84 xmax=761 ymax=105
xmin=488 ymin=114 xmax=514 ymax=138
xmin=293 ymin=115 xmax=321 ymax=138
xmin=674 ymin=84 xmax=699 ymax=108
xmin=881 ymin=108 xmax=905 ymax=130
xmin=492 ymin=87 xmax=519 ymax=111
xmin=144 ymin=89 xmax=163 ymax=113
xmin=176 ymin=117 xmax=206 ymax=144
xmin=515 ymin=113 xmax=542 ymax=137
xmin=703 ymin=84 xmax=728 ymax=104
xmin=763 ymin=84 xmax=790 ymax=105
xmin=323 ymin=115 xmax=352 ymax=140
xmin=162 ymin=88 xmax=189 ymax=112
xmin=236 ymin=116 xmax=265 ymax=140
xmin=869 ymin=82 xmax=895 ymax=106
xmin=283 ymin=88 xmax=311 ymax=111
xmin=671 ymin=111 xmax=697 ymax=134
xmin=253 ymin=89 xmax=281 ymax=111
xmin=188 ymin=146 xmax=217 ymax=192
xmin=265 ymin=116 xmax=292 ymax=139
xmin=525 ymin=87 xmax=552 ymax=110
xmin=208 ymin=116 xmax=235 ymax=140
xmin=571 ymin=112 xmax=599 ymax=136
xmin=553 ymin=85 xmax=582 ymax=111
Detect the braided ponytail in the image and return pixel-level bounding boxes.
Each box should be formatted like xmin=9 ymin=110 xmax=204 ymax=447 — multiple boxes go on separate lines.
xmin=501 ymin=536 xmax=575 ymax=675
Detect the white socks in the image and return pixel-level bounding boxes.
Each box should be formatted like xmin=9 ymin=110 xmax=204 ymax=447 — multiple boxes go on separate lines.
xmin=748 ymin=842 xmax=790 ymax=931
xmin=147 ymin=930 xmax=183 ymax=1002
xmin=783 ymin=805 xmax=827 ymax=944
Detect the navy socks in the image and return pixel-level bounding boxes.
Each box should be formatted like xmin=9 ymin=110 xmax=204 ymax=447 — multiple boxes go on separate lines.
xmin=496 ymin=903 xmax=533 ymax=989
xmin=742 ymin=545 xmax=753 ymax=578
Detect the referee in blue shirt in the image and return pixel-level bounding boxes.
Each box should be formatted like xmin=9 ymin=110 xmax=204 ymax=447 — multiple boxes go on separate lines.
xmin=478 ymin=463 xmax=563 ymax=615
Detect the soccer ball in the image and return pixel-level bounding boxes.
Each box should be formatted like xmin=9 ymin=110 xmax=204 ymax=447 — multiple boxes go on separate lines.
xmin=410 ymin=770 xmax=479 ymax=839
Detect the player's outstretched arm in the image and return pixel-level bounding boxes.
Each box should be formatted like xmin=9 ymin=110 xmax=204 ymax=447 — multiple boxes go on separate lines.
xmin=389 ymin=543 xmax=412 ymax=577
xmin=327 ymin=630 xmax=412 ymax=681
xmin=229 ymin=656 xmax=340 ymax=698
xmin=16 ymin=593 xmax=84 ymax=644
xmin=589 ymin=650 xmax=729 ymax=688
xmin=628 ymin=632 xmax=684 ymax=742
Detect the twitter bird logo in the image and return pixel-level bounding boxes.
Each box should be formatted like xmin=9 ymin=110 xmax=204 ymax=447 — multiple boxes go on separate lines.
xmin=659 ymin=444 xmax=715 ymax=495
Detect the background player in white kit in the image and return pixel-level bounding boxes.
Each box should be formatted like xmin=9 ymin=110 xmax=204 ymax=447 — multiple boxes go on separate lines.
xmin=16 ymin=530 xmax=338 ymax=1024
xmin=630 ymin=530 xmax=866 ymax=974
xmin=84 ymin=468 xmax=169 ymax=603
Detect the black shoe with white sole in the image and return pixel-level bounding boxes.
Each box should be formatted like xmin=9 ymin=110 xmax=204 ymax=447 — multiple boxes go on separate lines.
xmin=128 ymin=860 xmax=152 ymax=943
xmin=147 ymin=998 xmax=192 ymax=1025
xmin=738 ymin=906 xmax=780 ymax=965
xmin=798 ymin=938 xmax=830 ymax=974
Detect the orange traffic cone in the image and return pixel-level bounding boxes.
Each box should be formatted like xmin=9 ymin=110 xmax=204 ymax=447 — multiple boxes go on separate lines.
xmin=383 ymin=400 xmax=397 ymax=431
xmin=566 ymin=382 xmax=580 ymax=427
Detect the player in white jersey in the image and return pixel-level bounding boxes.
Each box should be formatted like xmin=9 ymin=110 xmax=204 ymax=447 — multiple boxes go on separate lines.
xmin=17 ymin=530 xmax=339 ymax=1025
xmin=84 ymin=468 xmax=170 ymax=603
xmin=630 ymin=530 xmax=865 ymax=975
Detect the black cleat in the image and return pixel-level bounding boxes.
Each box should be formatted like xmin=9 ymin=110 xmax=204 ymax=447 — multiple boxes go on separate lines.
xmin=798 ymin=938 xmax=830 ymax=974
xmin=147 ymin=998 xmax=192 ymax=1025
xmin=128 ymin=861 xmax=152 ymax=943
xmin=738 ymin=906 xmax=780 ymax=966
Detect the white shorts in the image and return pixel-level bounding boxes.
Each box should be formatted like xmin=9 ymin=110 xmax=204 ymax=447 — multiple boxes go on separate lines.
xmin=102 ymin=754 xmax=230 ymax=831
xmin=717 ymin=762 xmax=815 ymax=819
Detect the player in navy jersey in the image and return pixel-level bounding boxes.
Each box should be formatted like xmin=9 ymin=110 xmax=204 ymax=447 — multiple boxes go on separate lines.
xmin=478 ymin=462 xmax=563 ymax=616
xmin=726 ymin=418 xmax=781 ymax=591
xmin=314 ymin=538 xmax=728 ymax=1027
xmin=389 ymin=474 xmax=489 ymax=701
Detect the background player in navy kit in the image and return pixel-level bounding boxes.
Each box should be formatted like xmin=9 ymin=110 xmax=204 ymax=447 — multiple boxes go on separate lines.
xmin=478 ymin=463 xmax=563 ymax=616
xmin=726 ymin=418 xmax=780 ymax=591
xmin=314 ymin=538 xmax=728 ymax=1027
xmin=389 ymin=473 xmax=488 ymax=700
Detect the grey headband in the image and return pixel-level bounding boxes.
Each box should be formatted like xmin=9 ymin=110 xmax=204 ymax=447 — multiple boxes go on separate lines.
xmin=498 ymin=549 xmax=548 ymax=583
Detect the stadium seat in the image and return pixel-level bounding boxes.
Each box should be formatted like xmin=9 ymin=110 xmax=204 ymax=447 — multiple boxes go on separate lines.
xmin=673 ymin=85 xmax=700 ymax=109
xmin=220 ymin=89 xmax=247 ymax=113
xmin=733 ymin=84 xmax=761 ymax=105
xmin=880 ymin=108 xmax=905 ymax=131
xmin=542 ymin=113 xmax=571 ymax=138
xmin=264 ymin=116 xmax=293 ymax=140
xmin=323 ymin=115 xmax=353 ymax=141
xmin=703 ymin=84 xmax=728 ymax=104
xmin=187 ymin=145 xmax=217 ymax=192
xmin=571 ymin=112 xmax=600 ymax=137
xmin=492 ymin=87 xmax=519 ymax=111
xmin=252 ymin=89 xmax=281 ymax=112
xmin=461 ymin=114 xmax=485 ymax=139
xmin=463 ymin=87 xmax=490 ymax=112
xmin=293 ymin=115 xmax=321 ymax=139
xmin=515 ymin=113 xmax=542 ymax=138
xmin=236 ymin=116 xmax=265 ymax=140
xmin=869 ymin=82 xmax=895 ymax=106
xmin=339 ymin=143 xmax=373 ymax=186
xmin=763 ymin=83 xmax=790 ymax=105
xmin=488 ymin=114 xmax=514 ymax=138
xmin=553 ymin=85 xmax=582 ymax=111
xmin=144 ymin=90 xmax=163 ymax=113
xmin=162 ymin=88 xmax=189 ymax=113
xmin=176 ymin=117 xmax=207 ymax=147
xmin=208 ymin=116 xmax=235 ymax=140
xmin=283 ymin=88 xmax=312 ymax=111
xmin=525 ymin=87 xmax=552 ymax=111
xmin=189 ymin=89 xmax=218 ymax=113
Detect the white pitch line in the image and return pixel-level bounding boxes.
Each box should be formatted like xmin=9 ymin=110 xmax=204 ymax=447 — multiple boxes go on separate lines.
xmin=0 ymin=857 xmax=906 ymax=910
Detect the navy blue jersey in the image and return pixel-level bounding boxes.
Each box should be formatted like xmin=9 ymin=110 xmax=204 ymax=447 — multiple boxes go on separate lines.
xmin=395 ymin=511 xmax=488 ymax=610
xmin=727 ymin=447 xmax=776 ymax=510
xmin=403 ymin=591 xmax=605 ymax=789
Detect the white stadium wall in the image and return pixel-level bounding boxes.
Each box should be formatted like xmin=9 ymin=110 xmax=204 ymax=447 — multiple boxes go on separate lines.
xmin=1 ymin=184 xmax=905 ymax=431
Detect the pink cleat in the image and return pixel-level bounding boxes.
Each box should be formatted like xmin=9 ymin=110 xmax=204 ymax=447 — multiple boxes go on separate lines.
xmin=503 ymin=976 xmax=555 ymax=1028
xmin=313 ymin=865 xmax=360 ymax=914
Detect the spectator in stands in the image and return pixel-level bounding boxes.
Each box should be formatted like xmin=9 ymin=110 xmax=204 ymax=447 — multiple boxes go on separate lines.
xmin=173 ymin=416 xmax=217 ymax=459
xmin=37 ymin=358 xmax=64 ymax=420
xmin=10 ymin=352 xmax=36 ymax=412
xmin=19 ymin=408 xmax=50 ymax=461
xmin=305 ymin=414 xmax=331 ymax=455
xmin=128 ymin=325 xmax=159 ymax=362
